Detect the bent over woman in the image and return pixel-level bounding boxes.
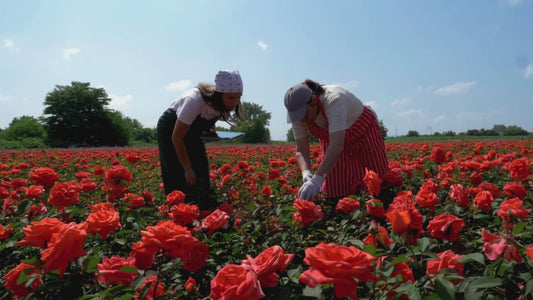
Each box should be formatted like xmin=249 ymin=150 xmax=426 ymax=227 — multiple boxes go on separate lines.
xmin=284 ymin=79 xmax=389 ymax=202
xmin=157 ymin=70 xmax=244 ymax=210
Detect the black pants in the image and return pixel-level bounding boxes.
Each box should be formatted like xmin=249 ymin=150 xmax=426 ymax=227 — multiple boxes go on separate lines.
xmin=156 ymin=109 xmax=217 ymax=210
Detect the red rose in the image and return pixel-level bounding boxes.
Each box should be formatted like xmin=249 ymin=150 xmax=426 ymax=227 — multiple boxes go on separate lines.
xmin=299 ymin=242 xmax=375 ymax=300
xmin=426 ymin=250 xmax=465 ymax=283
xmin=201 ymin=209 xmax=229 ymax=236
xmin=241 ymin=245 xmax=295 ymax=288
xmin=363 ymin=168 xmax=382 ymax=196
xmin=335 ymin=197 xmax=361 ymax=214
xmin=184 ymin=277 xmax=198 ymax=293
xmin=180 ymin=237 xmax=209 ymax=272
xmin=25 ymin=185 xmax=44 ymax=199
xmin=497 ymin=197 xmax=530 ymax=229
xmin=85 ymin=203 xmax=121 ymax=239
xmin=449 ymin=184 xmax=469 ymax=209
xmin=80 ymin=177 xmax=97 ymax=193
xmin=473 ymin=190 xmax=493 ymax=210
xmin=363 ymin=225 xmax=393 ymax=248
xmin=135 ymin=275 xmax=164 ymax=300
xmin=415 ymin=189 xmax=440 ymax=213
xmin=170 ymin=203 xmax=200 ymax=226
xmin=365 ymin=198 xmax=385 ymax=218
xmin=430 ymin=146 xmax=446 ymax=164
xmin=2 ymin=263 xmax=42 ymax=298
xmin=504 ymin=157 xmax=531 ymax=181
xmin=292 ymin=199 xmax=323 ymax=227
xmin=426 ymin=213 xmax=465 ymax=242
xmin=130 ymin=241 xmax=157 ymax=270
xmin=40 ymin=222 xmax=87 ymax=277
xmin=481 ymin=228 xmax=522 ymax=263
xmin=29 ymin=167 xmax=60 ymax=188
xmin=210 ymin=264 xmax=265 ymax=300
xmin=17 ymin=217 xmax=65 ymax=248
xmin=105 ymin=165 xmax=133 ymax=190
xmin=48 ymin=181 xmax=81 ymax=210
xmin=166 ymin=190 xmax=186 ymax=206
xmin=97 ymin=256 xmax=138 ymax=286
xmin=0 ymin=224 xmax=13 ymax=240
xmin=124 ymin=193 xmax=146 ymax=209
xmin=502 ymin=181 xmax=527 ymax=200
xmin=141 ymin=220 xmax=192 ymax=251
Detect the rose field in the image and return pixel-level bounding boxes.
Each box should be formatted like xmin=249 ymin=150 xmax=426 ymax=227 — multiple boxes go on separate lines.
xmin=1 ymin=140 xmax=533 ymax=299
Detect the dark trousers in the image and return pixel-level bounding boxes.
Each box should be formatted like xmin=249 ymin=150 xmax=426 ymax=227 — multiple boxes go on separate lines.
xmin=156 ymin=109 xmax=216 ymax=210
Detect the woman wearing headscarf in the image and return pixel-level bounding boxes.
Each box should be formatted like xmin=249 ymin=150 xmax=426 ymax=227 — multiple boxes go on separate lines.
xmin=157 ymin=70 xmax=244 ymax=210
xmin=284 ymin=79 xmax=389 ymax=203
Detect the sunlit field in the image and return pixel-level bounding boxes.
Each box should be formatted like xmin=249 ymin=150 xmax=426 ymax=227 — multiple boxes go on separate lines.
xmin=1 ymin=140 xmax=533 ymax=299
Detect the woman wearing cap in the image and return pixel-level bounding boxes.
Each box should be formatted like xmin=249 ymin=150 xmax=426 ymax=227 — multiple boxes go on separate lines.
xmin=157 ymin=70 xmax=244 ymax=210
xmin=284 ymin=79 xmax=389 ymax=204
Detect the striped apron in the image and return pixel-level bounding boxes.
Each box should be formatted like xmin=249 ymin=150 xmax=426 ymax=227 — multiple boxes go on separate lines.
xmin=307 ymin=101 xmax=389 ymax=198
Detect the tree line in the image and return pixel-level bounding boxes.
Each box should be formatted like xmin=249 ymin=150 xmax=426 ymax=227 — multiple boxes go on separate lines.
xmin=0 ymin=82 xmax=272 ymax=149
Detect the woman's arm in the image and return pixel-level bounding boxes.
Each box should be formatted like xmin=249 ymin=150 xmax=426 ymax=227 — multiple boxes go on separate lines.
xmin=172 ymin=120 xmax=196 ymax=186
xmin=315 ymin=129 xmax=345 ymax=178
xmin=295 ymin=136 xmax=312 ymax=173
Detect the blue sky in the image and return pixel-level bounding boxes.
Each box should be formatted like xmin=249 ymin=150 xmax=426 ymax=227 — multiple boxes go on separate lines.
xmin=1 ymin=0 xmax=532 ymax=141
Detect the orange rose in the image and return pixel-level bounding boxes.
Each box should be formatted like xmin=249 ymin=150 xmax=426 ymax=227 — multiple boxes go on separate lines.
xmin=2 ymin=263 xmax=42 ymax=298
xmin=201 ymin=209 xmax=229 ymax=236
xmin=241 ymin=245 xmax=295 ymax=288
xmin=170 ymin=203 xmax=199 ymax=226
xmin=210 ymin=264 xmax=265 ymax=300
xmin=292 ymin=199 xmax=322 ymax=227
xmin=426 ymin=250 xmax=465 ymax=284
xmin=363 ymin=168 xmax=382 ymax=196
xmin=47 ymin=181 xmax=81 ymax=210
xmin=85 ymin=203 xmax=121 ymax=239
xmin=29 ymin=167 xmax=60 ymax=188
xmin=426 ymin=213 xmax=465 ymax=242
xmin=166 ymin=190 xmax=186 ymax=206
xmin=40 ymin=222 xmax=87 ymax=277
xmin=335 ymin=197 xmax=361 ymax=214
xmin=17 ymin=217 xmax=65 ymax=248
xmin=97 ymin=256 xmax=138 ymax=286
xmin=299 ymin=242 xmax=375 ymax=299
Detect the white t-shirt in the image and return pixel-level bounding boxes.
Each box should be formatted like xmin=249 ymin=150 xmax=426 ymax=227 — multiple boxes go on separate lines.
xmin=168 ymin=88 xmax=220 ymax=125
xmin=292 ymin=85 xmax=364 ymax=140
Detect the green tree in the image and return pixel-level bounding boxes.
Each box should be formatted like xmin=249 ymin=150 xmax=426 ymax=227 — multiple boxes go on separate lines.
xmin=503 ymin=125 xmax=529 ymax=136
xmin=0 ymin=116 xmax=47 ymax=148
xmin=492 ymin=124 xmax=507 ymax=136
xmin=230 ymin=102 xmax=271 ymax=143
xmin=125 ymin=117 xmax=156 ymax=144
xmin=1 ymin=116 xmax=46 ymax=141
xmin=406 ymin=130 xmax=419 ymax=137
xmin=42 ymin=82 xmax=131 ymax=147
xmin=379 ymin=120 xmax=388 ymax=139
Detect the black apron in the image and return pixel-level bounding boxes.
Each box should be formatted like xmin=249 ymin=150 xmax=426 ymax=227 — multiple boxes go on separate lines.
xmin=157 ymin=109 xmax=218 ymax=210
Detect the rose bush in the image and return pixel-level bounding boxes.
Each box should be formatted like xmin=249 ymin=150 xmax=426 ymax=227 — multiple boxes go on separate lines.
xmin=0 ymin=140 xmax=532 ymax=299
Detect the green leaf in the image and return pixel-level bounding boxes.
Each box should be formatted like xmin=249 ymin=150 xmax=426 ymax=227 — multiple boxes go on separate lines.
xmin=457 ymin=253 xmax=486 ymax=265
xmin=435 ymin=276 xmax=456 ymax=300
xmin=302 ymin=285 xmax=323 ymax=298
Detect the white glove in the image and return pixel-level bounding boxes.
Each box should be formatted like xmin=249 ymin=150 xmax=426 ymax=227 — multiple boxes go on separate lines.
xmin=302 ymin=170 xmax=313 ymax=183
xmin=298 ymin=175 xmax=325 ymax=200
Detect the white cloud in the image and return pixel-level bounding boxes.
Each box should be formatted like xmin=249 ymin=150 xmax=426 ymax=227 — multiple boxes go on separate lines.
xmin=340 ymin=80 xmax=360 ymax=90
xmin=524 ymin=64 xmax=533 ymax=79
xmin=433 ymin=115 xmax=446 ymax=123
xmin=416 ymin=85 xmax=434 ymax=93
xmin=2 ymin=39 xmax=14 ymax=48
xmin=0 ymin=94 xmax=13 ymax=102
xmin=505 ymin=0 xmax=523 ymax=6
xmin=434 ymin=81 xmax=477 ymax=95
xmin=63 ymin=48 xmax=80 ymax=60
xmin=109 ymin=93 xmax=132 ymax=109
xmin=391 ymin=97 xmax=411 ymax=107
xmin=396 ymin=109 xmax=423 ymax=117
xmin=166 ymin=80 xmax=192 ymax=91
xmin=257 ymin=41 xmax=267 ymax=51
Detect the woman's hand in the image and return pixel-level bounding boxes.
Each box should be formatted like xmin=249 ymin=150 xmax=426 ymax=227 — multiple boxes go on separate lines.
xmin=184 ymin=168 xmax=196 ymax=186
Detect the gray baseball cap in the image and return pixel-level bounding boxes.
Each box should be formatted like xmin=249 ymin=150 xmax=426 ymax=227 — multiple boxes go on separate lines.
xmin=284 ymin=84 xmax=313 ymax=123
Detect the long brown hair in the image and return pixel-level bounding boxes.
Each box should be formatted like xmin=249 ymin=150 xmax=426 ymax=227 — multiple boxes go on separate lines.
xmin=303 ymin=79 xmax=325 ymax=95
xmin=197 ymin=83 xmax=245 ymax=123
